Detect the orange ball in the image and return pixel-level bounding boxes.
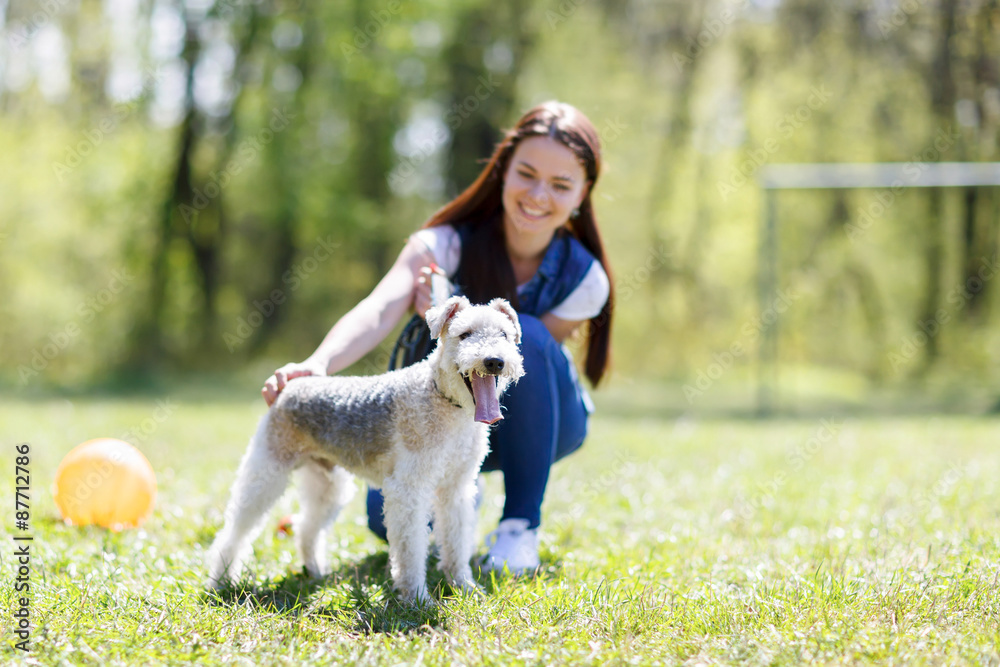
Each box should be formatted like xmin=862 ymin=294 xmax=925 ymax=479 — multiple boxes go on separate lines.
xmin=276 ymin=515 xmax=294 ymax=537
xmin=52 ymin=438 xmax=156 ymax=531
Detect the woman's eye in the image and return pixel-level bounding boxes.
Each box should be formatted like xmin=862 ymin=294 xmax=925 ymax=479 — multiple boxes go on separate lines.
xmin=518 ymin=171 xmax=533 ymax=179
xmin=553 ymin=184 xmax=570 ymax=192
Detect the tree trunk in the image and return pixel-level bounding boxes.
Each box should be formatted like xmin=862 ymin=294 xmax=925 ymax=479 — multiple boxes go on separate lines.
xmin=960 ymin=187 xmax=989 ymax=319
xmin=646 ymin=3 xmax=706 ymax=325
xmin=443 ymin=0 xmax=534 ymax=194
xmin=128 ymin=23 xmax=200 ymax=369
xmin=915 ymin=187 xmax=945 ymax=375
xmin=248 ymin=6 xmax=310 ymax=354
xmin=911 ymin=0 xmax=958 ymax=375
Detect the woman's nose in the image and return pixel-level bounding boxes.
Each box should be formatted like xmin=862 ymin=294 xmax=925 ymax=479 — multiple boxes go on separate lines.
xmin=528 ymin=182 xmax=549 ymax=202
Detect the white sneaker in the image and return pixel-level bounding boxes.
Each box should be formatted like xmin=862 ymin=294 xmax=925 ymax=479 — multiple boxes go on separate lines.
xmin=480 ymin=518 xmax=539 ymax=575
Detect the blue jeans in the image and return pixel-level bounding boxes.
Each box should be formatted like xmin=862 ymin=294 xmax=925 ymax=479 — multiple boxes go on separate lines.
xmin=366 ymin=314 xmax=589 ymax=537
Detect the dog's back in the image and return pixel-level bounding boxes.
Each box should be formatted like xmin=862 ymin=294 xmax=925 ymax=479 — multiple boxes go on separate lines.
xmin=271 ymin=365 xmax=431 ymax=470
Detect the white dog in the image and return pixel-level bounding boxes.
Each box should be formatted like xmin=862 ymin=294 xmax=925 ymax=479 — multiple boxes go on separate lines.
xmin=208 ymin=296 xmax=524 ymax=603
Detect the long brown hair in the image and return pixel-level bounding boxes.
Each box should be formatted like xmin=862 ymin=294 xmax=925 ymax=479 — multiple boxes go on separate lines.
xmin=424 ymin=101 xmax=614 ymax=386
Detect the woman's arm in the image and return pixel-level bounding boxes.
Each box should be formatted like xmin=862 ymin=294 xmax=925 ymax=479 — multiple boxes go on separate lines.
xmin=262 ymin=237 xmax=435 ymax=405
xmin=305 ymin=238 xmax=434 ymax=373
xmin=540 ymin=313 xmax=586 ymax=344
xmin=539 ymin=260 xmax=609 ymax=344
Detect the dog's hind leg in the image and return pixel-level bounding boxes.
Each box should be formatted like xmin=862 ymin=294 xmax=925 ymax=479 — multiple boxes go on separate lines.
xmin=208 ymin=415 xmax=295 ymax=588
xmin=294 ymin=462 xmax=355 ymax=578
xmin=433 ymin=473 xmax=481 ymax=594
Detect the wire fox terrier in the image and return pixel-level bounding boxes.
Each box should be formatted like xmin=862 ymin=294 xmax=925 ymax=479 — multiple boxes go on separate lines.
xmin=208 ymin=296 xmax=524 ymax=604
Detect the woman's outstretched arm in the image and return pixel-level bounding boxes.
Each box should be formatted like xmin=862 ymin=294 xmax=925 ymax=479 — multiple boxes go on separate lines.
xmin=262 ymin=237 xmax=435 ymax=405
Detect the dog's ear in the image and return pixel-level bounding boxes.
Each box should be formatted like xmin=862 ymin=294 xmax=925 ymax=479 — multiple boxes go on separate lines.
xmin=427 ymin=295 xmax=470 ymax=339
xmin=488 ymin=298 xmax=521 ymax=344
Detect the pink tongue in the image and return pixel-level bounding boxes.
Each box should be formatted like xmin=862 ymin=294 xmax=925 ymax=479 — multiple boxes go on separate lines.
xmin=470 ymin=373 xmax=502 ymax=424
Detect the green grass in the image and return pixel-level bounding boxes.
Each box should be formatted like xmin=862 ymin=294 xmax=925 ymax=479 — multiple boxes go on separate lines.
xmin=1 ymin=396 xmax=999 ymax=665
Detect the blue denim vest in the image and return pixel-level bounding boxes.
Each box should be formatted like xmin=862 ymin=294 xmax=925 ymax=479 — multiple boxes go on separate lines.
xmin=457 ymin=225 xmax=597 ymax=317
xmin=388 ymin=225 xmax=598 ymax=372
xmin=460 ymin=225 xmax=598 ymax=413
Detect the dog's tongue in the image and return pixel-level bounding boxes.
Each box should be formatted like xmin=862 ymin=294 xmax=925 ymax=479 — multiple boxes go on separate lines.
xmin=471 ymin=373 xmax=502 ymax=424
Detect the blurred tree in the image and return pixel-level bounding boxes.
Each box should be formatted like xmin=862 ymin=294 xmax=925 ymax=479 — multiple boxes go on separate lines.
xmin=441 ymin=0 xmax=535 ymax=193
xmin=959 ymin=0 xmax=1000 ymax=320
xmin=3 ymin=0 xmax=1000 ymax=408
xmin=875 ymin=0 xmax=1000 ymax=370
xmin=594 ymin=0 xmax=703 ymax=327
xmin=133 ymin=2 xmax=263 ymax=367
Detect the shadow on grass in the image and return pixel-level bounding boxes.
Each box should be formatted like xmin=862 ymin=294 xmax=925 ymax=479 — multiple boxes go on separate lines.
xmin=204 ymin=552 xmax=430 ymax=633
xmin=205 ymin=550 xmax=512 ymax=633
xmin=205 ymin=547 xmax=562 ymax=633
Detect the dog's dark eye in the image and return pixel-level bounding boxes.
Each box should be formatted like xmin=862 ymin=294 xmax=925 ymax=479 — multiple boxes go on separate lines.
xmin=459 ymin=332 xmax=471 ymax=340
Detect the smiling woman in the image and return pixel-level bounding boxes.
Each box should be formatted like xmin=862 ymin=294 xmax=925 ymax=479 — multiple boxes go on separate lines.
xmin=262 ymin=101 xmax=614 ymax=575
xmin=419 ymin=101 xmax=613 ymax=381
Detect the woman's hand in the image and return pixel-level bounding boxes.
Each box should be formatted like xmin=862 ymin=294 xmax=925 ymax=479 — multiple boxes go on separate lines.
xmin=262 ymin=360 xmax=327 ymax=406
xmin=413 ymin=263 xmax=446 ymax=319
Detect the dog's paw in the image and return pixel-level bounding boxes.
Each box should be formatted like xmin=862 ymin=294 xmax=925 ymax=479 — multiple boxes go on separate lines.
xmin=302 ymin=563 xmax=329 ymax=580
xmin=398 ymin=585 xmax=436 ymax=607
xmin=453 ymin=578 xmax=485 ymax=597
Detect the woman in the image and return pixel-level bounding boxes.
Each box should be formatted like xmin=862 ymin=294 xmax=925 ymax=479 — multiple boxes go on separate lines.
xmin=262 ymin=101 xmax=614 ymax=573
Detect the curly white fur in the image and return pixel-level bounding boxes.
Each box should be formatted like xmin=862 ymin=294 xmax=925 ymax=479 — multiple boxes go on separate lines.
xmin=207 ymin=297 xmax=524 ymax=604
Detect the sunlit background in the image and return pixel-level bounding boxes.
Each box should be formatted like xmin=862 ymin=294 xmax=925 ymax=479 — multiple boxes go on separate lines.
xmin=2 ymin=0 xmax=999 ymax=415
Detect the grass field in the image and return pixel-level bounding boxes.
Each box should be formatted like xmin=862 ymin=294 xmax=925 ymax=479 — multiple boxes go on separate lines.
xmin=2 ymin=394 xmax=999 ymax=665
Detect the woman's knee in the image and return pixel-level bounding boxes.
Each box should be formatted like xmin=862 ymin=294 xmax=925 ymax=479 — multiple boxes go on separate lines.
xmin=504 ymin=316 xmax=560 ymax=398
xmin=556 ymin=405 xmax=588 ymax=461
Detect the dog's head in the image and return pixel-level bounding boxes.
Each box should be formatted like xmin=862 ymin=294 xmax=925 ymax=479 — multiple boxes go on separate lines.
xmin=427 ymin=296 xmax=525 ymax=424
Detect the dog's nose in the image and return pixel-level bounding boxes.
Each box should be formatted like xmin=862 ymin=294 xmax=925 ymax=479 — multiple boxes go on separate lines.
xmin=483 ymin=357 xmax=505 ymax=375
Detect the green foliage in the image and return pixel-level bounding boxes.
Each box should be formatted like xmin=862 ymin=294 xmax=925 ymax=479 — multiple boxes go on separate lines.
xmin=2 ymin=0 xmax=1000 ymax=410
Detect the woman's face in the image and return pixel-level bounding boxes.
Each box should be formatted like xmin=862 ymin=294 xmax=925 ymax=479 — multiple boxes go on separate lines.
xmin=502 ymin=135 xmax=589 ymax=241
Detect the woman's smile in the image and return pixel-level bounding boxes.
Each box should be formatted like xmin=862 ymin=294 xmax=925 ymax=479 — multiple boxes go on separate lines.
xmin=517 ymin=201 xmax=551 ymax=220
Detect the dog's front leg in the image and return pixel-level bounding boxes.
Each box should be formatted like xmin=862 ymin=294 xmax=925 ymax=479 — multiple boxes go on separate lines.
xmin=433 ymin=475 xmax=481 ymax=594
xmin=382 ymin=475 xmax=433 ymax=604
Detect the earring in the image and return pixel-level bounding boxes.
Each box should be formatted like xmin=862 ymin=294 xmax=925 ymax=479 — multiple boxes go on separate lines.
xmin=570 ymin=208 xmax=579 ymax=219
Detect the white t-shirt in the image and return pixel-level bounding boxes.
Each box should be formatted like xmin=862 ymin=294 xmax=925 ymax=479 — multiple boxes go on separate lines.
xmin=412 ymin=226 xmax=610 ymax=321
